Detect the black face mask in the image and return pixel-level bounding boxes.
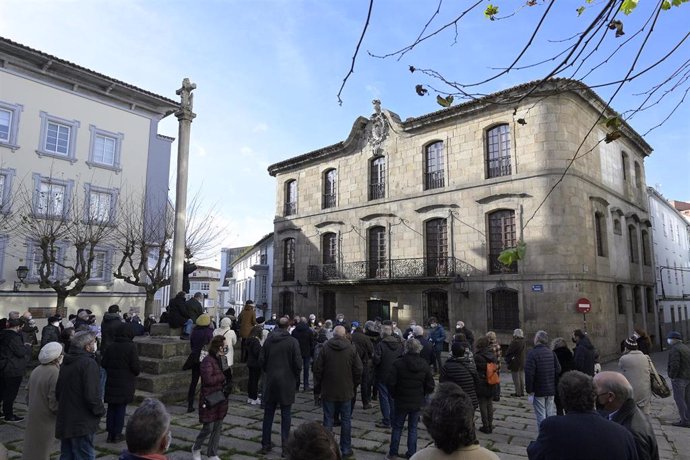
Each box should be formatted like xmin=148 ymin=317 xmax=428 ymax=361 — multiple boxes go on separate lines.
xmin=572 ymin=337 xmax=577 ymax=343
xmin=595 ymin=399 xmax=606 ymax=411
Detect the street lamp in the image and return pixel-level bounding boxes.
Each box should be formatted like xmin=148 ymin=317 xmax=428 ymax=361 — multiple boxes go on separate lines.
xmin=13 ymin=265 xmax=29 ymax=292
xmin=453 ymin=275 xmax=469 ymax=298
xmin=295 ymin=280 xmax=309 ymax=298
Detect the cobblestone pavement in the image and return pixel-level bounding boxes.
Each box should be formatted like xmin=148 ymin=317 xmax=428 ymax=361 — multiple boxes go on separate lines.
xmin=1 ymin=350 xmax=689 ymax=460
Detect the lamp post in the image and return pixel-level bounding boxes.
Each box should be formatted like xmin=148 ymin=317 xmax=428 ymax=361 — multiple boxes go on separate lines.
xmin=13 ymin=265 xmax=29 ymax=292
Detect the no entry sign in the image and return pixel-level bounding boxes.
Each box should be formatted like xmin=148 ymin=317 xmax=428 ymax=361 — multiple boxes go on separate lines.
xmin=576 ymin=298 xmax=592 ymax=314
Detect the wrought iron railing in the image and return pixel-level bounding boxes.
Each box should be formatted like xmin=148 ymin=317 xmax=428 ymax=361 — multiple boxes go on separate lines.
xmin=487 ymin=156 xmax=512 ymax=178
xmin=488 ymin=253 xmax=517 ymax=274
xmin=308 ymin=257 xmax=478 ymax=282
xmin=284 ymin=201 xmax=297 ymax=216
xmin=425 ymin=170 xmax=445 ymax=190
xmin=323 ymin=193 xmax=336 ymax=209
xmin=369 ymin=182 xmax=385 ymax=200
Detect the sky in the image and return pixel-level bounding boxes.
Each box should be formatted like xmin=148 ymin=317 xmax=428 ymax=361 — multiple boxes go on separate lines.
xmin=1 ymin=0 xmax=688 ymax=268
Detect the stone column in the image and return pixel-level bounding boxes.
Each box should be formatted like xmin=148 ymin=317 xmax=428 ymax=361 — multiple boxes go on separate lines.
xmin=171 ymin=78 xmax=197 ymax=294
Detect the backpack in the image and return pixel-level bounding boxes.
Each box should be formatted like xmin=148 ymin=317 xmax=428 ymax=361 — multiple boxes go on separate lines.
xmin=486 ymin=362 xmax=500 ymax=385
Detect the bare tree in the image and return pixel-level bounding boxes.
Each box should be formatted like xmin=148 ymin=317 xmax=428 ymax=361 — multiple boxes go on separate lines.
xmin=113 ymin=190 xmax=226 ymax=317
xmin=18 ymin=178 xmax=117 ymax=316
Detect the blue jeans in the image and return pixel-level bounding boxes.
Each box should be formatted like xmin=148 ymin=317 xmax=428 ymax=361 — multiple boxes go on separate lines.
xmin=671 ymin=378 xmax=690 ymax=424
xmin=323 ymin=400 xmax=353 ymax=454
xmin=389 ymin=409 xmax=419 ymax=457
xmin=183 ymin=319 xmax=194 ymax=336
xmin=60 ymin=434 xmax=95 ymax=460
xmin=533 ymin=395 xmax=556 ymax=429
xmin=376 ymin=382 xmax=395 ymax=426
xmin=262 ymin=402 xmax=292 ymax=449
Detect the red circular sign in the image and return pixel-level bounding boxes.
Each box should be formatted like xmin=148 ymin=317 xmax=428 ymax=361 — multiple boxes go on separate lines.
xmin=576 ymin=298 xmax=592 ymax=314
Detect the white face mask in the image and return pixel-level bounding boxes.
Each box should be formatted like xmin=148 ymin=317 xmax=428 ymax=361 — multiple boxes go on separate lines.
xmin=52 ymin=322 xmax=60 ymax=327
xmin=164 ymin=430 xmax=172 ymax=451
xmin=92 ymin=342 xmax=98 ymax=353
xmin=667 ymin=339 xmax=675 ymax=345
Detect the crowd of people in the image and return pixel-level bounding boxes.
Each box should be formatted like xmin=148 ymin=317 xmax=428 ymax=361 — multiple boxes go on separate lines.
xmin=1 ymin=300 xmax=690 ymax=460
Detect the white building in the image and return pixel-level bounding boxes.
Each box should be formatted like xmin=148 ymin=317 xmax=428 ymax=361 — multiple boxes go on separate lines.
xmin=647 ymin=186 xmax=690 ymax=341
xmin=221 ymin=234 xmax=274 ymax=318
xmin=0 ymin=36 xmax=177 ymax=318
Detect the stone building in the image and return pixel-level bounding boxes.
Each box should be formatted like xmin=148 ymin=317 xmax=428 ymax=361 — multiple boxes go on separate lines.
xmin=267 ymin=79 xmax=655 ymax=355
xmin=648 ymin=187 xmax=690 ymax=341
xmin=0 ymin=36 xmax=177 ymax=318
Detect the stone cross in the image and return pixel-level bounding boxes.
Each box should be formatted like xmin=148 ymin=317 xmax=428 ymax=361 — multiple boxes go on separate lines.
xmin=176 ymin=78 xmax=197 ymax=118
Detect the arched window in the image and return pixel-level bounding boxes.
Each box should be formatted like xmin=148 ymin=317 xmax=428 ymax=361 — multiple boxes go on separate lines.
xmin=616 ymin=284 xmax=626 ymax=315
xmin=613 ymin=218 xmax=622 ymax=235
xmin=424 ymin=141 xmax=445 ymax=190
xmin=369 ymin=156 xmax=386 ymax=200
xmin=641 ymin=230 xmax=651 ymax=265
xmin=486 ymin=124 xmax=511 ymax=178
xmin=594 ymin=211 xmax=607 ymax=257
xmin=628 ymin=225 xmax=639 ymax=263
xmin=488 ymin=209 xmax=517 ymax=274
xmin=487 ymin=288 xmax=519 ymax=331
xmin=279 ymin=291 xmax=294 ymax=317
xmin=634 ymin=161 xmax=642 ymax=188
xmin=633 ymin=286 xmax=642 ymax=314
xmin=322 ymin=232 xmax=337 ymax=265
xmin=283 ymin=238 xmax=295 ymax=281
xmin=368 ymin=226 xmax=387 ymax=278
xmin=284 ymin=179 xmax=297 ymax=216
xmin=323 ymin=168 xmax=337 ymax=209
xmin=425 ymin=218 xmax=448 ymax=276
xmin=646 ymin=287 xmax=655 ymax=314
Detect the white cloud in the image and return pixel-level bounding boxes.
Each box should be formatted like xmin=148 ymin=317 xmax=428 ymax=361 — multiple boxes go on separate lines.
xmin=252 ymin=123 xmax=269 ymax=133
xmin=193 ymin=143 xmax=208 ymax=157
xmin=240 ymin=146 xmax=255 ymax=157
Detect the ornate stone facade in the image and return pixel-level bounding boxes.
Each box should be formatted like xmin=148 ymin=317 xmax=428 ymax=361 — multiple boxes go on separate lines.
xmin=268 ymin=79 xmax=655 ymax=356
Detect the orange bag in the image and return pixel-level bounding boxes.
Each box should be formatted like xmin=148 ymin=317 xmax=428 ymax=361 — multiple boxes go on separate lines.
xmin=486 ymin=362 xmax=500 ymax=385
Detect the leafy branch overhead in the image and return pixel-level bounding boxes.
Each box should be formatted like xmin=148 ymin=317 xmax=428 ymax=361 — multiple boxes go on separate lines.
xmin=498 ymin=240 xmax=527 ymax=267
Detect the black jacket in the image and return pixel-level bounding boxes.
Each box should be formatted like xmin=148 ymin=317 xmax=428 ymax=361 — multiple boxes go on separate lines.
xmin=527 ymin=411 xmax=639 ymax=460
xmin=40 ymin=324 xmax=61 ymax=348
xmin=291 ymin=322 xmax=315 ymax=358
xmin=441 ymin=355 xmax=479 ymax=409
xmin=414 ymin=334 xmax=434 ymax=365
xmin=101 ymin=326 xmax=141 ymax=404
xmin=246 ymin=336 xmax=262 ymax=368
xmin=611 ymin=398 xmax=659 ymax=460
xmin=167 ymin=293 xmax=189 ymax=328
xmin=373 ymin=335 xmax=403 ymax=382
xmin=184 ymin=298 xmax=204 ymax=322
xmin=351 ymin=330 xmax=374 ymax=365
xmin=313 ymin=336 xmax=363 ymax=402
xmin=474 ymin=347 xmax=498 ymax=398
xmin=100 ymin=312 xmax=123 ymax=354
xmin=573 ymin=335 xmax=597 ymax=376
xmin=259 ymin=328 xmax=302 ymax=405
xmin=554 ymin=346 xmax=576 ymax=379
xmin=668 ymin=342 xmax=690 ymax=380
xmin=505 ymin=337 xmax=526 ymax=372
xmin=525 ymin=343 xmax=561 ymax=397
xmin=457 ymin=326 xmax=475 ymax=347
xmin=389 ymin=352 xmax=435 ymax=412
xmin=56 ymin=347 xmax=106 ymax=439
xmin=0 ymin=329 xmax=30 ymax=378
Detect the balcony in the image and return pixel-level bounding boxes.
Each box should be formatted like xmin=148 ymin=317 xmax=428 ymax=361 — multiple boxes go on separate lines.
xmin=425 ymin=170 xmax=445 ymax=190
xmin=284 ymin=202 xmax=296 ymax=216
xmin=488 ymin=253 xmax=517 ymax=274
xmin=369 ymin=182 xmax=385 ymax=200
xmin=307 ymin=257 xmax=477 ymax=283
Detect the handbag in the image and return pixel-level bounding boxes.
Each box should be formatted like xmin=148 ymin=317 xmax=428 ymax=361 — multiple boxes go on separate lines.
xmin=203 ymin=390 xmax=227 ymax=408
xmin=648 ymin=356 xmax=671 ymax=398
xmin=486 ymin=362 xmax=500 ymax=385
xmin=199 ymin=345 xmax=209 ymax=363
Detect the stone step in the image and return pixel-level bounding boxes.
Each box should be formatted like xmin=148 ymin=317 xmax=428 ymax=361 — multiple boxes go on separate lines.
xmin=136 ymin=370 xmax=189 ymax=393
xmin=134 ymin=336 xmax=190 ymax=359
xmin=140 ymin=355 xmax=188 ymax=374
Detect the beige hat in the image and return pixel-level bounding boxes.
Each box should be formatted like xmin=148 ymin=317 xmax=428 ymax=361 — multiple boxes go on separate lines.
xmin=39 ymin=342 xmax=63 ymax=364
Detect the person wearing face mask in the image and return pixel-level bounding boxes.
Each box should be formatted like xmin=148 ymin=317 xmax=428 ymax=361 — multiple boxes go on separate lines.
xmin=22 ymin=342 xmax=64 ymax=460
xmin=667 ymin=331 xmax=690 ymax=428
xmin=120 ymin=398 xmax=172 ymax=460
xmin=192 ymin=335 xmax=229 ymax=460
xmin=41 ymin=315 xmax=62 ymax=347
xmin=55 ymin=331 xmax=106 ymax=459
xmin=618 ymin=336 xmax=652 ymax=415
xmin=427 ymin=317 xmax=446 ymax=375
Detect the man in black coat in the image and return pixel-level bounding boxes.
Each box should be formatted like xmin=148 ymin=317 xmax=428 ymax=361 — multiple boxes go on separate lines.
xmin=594 ymin=371 xmax=659 ymax=460
xmin=0 ymin=318 xmax=31 ymax=422
xmin=56 ymin=330 xmax=106 ymax=458
xmin=291 ymin=318 xmax=315 ymax=391
xmin=184 ymin=292 xmax=204 ymax=323
xmin=41 ymin=315 xmax=62 ymax=347
xmin=313 ymin=325 xmax=363 ymax=458
xmin=259 ymin=317 xmax=302 ymax=456
xmin=527 ymin=370 xmax=639 ymax=460
xmin=167 ymin=291 xmax=193 ymax=338
xmin=101 ymin=305 xmax=123 ymax=354
xmin=412 ymin=325 xmax=434 ymax=365
xmin=372 ymin=324 xmax=403 ymax=428
xmin=525 ymin=330 xmax=561 ymax=430
xmin=572 ymin=329 xmax=597 ymax=376
xmin=455 ymin=320 xmax=475 ymax=348
xmin=387 ymin=338 xmax=435 ymax=459
xmin=351 ymin=325 xmax=374 ymax=409
xmin=440 ymin=341 xmax=479 ymax=410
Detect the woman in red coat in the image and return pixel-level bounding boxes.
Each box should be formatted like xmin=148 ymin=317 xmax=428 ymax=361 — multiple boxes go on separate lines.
xmin=192 ymin=335 xmax=229 ymax=460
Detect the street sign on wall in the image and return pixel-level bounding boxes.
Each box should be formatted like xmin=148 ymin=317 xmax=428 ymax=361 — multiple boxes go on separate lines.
xmin=576 ymin=298 xmax=592 ymax=314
